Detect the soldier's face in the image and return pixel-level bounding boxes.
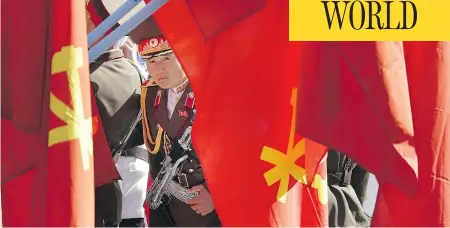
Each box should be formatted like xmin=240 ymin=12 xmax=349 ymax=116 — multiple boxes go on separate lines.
xmin=146 ymin=52 xmax=187 ymax=89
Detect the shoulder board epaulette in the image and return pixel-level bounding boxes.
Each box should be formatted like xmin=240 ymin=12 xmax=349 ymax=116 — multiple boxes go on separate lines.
xmin=142 ymin=78 xmax=158 ymax=87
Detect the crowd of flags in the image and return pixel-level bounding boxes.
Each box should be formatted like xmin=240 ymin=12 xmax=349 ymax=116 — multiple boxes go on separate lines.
xmin=1 ymin=0 xmax=449 ymax=227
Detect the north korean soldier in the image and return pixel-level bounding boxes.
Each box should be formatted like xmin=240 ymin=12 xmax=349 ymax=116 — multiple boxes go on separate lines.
xmin=86 ymin=7 xmax=147 ymax=227
xmin=112 ymin=36 xmax=150 ymax=228
xmin=86 ymin=1 xmax=153 ymax=226
xmin=130 ymin=19 xmax=222 ymax=227
xmin=327 ymin=149 xmax=370 ymax=227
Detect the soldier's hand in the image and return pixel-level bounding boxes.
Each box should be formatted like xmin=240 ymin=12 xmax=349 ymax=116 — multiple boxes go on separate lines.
xmin=186 ymin=185 xmax=215 ymax=216
xmin=121 ymin=38 xmax=138 ymax=64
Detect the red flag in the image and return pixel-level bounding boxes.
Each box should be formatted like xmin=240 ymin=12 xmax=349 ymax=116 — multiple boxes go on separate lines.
xmin=1 ymin=0 xmax=117 ymax=226
xmin=371 ymin=42 xmax=450 ymax=226
xmin=45 ymin=0 xmax=95 ymax=225
xmin=295 ymin=42 xmax=418 ymax=195
xmin=0 ymin=191 xmax=2 ymax=227
xmin=150 ymin=0 xmax=328 ymax=226
xmin=1 ymin=0 xmax=95 ymax=226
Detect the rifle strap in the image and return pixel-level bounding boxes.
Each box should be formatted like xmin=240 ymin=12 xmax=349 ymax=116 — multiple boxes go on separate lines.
xmin=111 ymin=59 xmax=145 ymax=162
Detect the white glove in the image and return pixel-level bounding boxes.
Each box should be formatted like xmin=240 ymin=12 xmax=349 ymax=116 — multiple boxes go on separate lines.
xmin=121 ymin=37 xmax=139 ymax=64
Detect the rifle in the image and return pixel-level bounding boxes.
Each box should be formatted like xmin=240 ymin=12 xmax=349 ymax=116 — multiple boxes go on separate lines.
xmin=145 ymin=126 xmax=200 ymax=210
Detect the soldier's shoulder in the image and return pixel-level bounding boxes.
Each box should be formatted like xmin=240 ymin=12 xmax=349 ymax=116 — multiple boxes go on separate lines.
xmin=142 ymin=78 xmax=158 ymax=88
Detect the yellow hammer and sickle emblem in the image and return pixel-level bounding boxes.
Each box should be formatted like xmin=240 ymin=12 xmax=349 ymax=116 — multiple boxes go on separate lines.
xmin=260 ymin=88 xmax=327 ymax=204
xmin=49 ymin=46 xmax=93 ymax=171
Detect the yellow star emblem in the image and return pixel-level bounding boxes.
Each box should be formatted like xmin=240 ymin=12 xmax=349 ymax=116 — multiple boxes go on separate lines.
xmin=260 ymin=88 xmax=327 ymax=204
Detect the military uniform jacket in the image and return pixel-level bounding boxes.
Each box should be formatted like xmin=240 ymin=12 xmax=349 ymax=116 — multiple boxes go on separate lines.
xmin=90 ymin=49 xmax=144 ymax=151
xmin=90 ymin=49 xmax=144 ymax=226
xmin=141 ymin=80 xmax=221 ymax=227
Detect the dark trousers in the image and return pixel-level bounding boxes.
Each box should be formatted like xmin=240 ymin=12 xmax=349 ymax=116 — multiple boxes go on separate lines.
xmin=149 ymin=206 xmax=175 ymax=227
xmin=149 ymin=204 xmax=222 ymax=227
xmin=95 ymin=181 xmax=123 ymax=227
xmin=119 ymin=218 xmax=145 ymax=227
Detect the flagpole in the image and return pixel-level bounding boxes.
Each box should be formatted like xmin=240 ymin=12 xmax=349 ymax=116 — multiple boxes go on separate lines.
xmin=88 ymin=0 xmax=144 ymax=47
xmin=88 ymin=0 xmax=169 ymax=63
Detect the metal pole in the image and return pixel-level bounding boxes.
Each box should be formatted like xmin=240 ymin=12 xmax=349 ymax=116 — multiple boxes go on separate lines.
xmin=88 ymin=0 xmax=169 ymax=63
xmin=88 ymin=0 xmax=144 ymax=47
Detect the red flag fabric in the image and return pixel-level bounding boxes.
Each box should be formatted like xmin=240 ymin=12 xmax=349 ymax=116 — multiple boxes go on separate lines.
xmin=2 ymin=0 xmax=55 ymax=225
xmin=1 ymin=0 xmax=51 ymax=185
xmin=0 ymin=191 xmax=2 ymax=227
xmin=371 ymin=42 xmax=450 ymax=226
xmin=45 ymin=0 xmax=95 ymax=225
xmin=149 ymin=0 xmax=328 ymax=226
xmin=295 ymin=42 xmax=418 ymax=195
xmin=1 ymin=0 xmax=117 ymax=226
xmin=90 ymin=89 xmax=122 ymax=188
xmin=2 ymin=0 xmax=94 ymax=226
